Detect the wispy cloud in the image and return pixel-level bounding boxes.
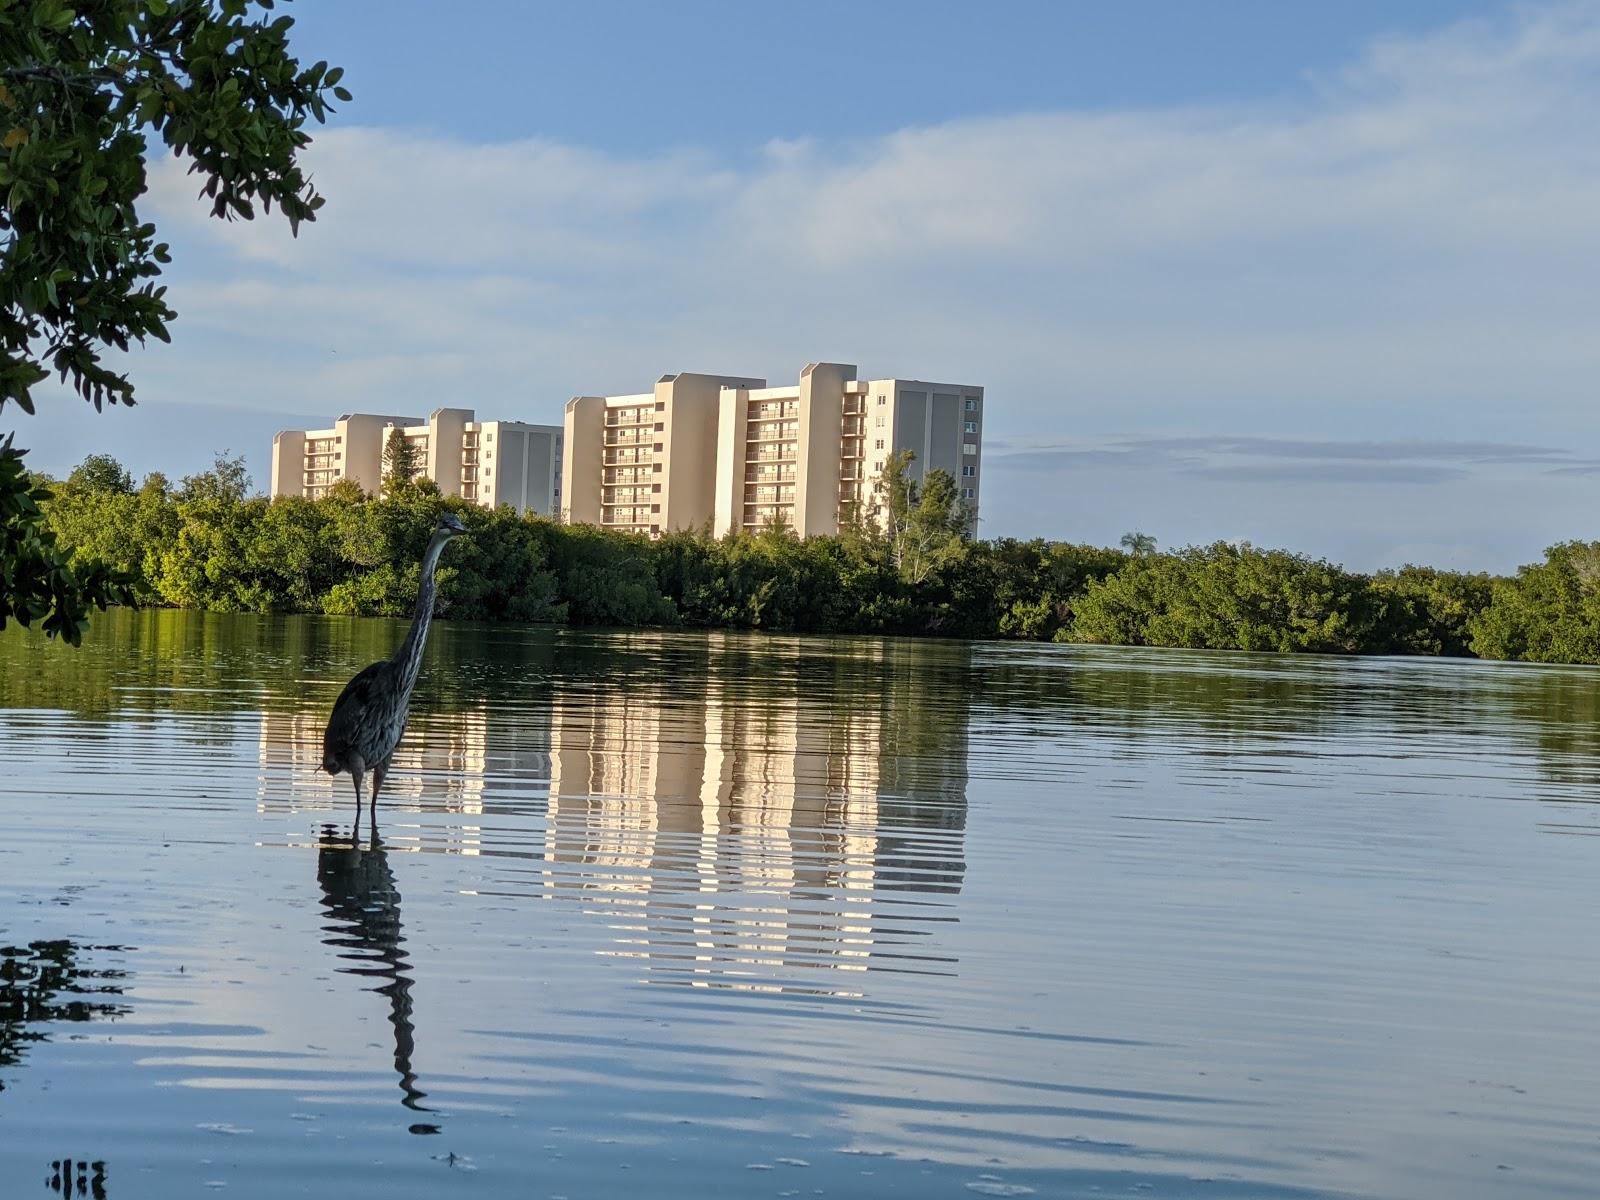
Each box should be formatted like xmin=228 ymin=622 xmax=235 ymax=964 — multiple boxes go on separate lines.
xmin=992 ymin=435 xmax=1583 ymax=485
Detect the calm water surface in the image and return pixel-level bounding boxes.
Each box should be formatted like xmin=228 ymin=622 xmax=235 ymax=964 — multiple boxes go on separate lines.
xmin=2 ymin=611 xmax=1598 ymax=1198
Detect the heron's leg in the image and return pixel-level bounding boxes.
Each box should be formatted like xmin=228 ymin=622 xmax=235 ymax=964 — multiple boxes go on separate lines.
xmin=351 ymin=763 xmax=368 ymax=839
xmin=370 ymin=764 xmax=385 ymax=825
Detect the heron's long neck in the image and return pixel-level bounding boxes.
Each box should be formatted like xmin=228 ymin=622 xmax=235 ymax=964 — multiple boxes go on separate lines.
xmin=392 ymin=531 xmax=451 ymax=696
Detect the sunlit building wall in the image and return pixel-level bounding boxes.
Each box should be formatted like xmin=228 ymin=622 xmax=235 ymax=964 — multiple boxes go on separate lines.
xmin=272 ymin=412 xmax=419 ymax=500
xmin=561 ymin=371 xmax=765 ymax=535
xmin=710 ymin=362 xmax=988 ymax=535
xmin=270 ymin=408 xmax=563 ymax=515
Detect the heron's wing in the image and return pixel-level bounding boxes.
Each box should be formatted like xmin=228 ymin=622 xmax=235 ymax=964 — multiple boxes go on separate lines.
xmin=323 ymin=661 xmax=395 ymax=761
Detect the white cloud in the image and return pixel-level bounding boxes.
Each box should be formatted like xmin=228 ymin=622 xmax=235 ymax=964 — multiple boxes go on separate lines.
xmin=13 ymin=0 xmax=1600 ymax=571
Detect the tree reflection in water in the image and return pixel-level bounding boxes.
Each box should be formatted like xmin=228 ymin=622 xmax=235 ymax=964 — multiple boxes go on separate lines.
xmin=46 ymin=1158 xmax=108 ymax=1198
xmin=314 ymin=826 xmax=440 ymax=1134
xmin=1 ymin=939 xmax=128 ymax=1088
xmin=2 ymin=940 xmax=127 ymax=1196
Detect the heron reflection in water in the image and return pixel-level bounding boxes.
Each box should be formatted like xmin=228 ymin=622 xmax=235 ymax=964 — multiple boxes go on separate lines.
xmin=315 ymin=824 xmax=440 ymax=1134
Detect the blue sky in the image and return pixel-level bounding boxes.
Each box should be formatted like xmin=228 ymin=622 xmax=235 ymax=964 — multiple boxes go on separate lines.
xmin=290 ymin=1 xmax=1505 ymax=148
xmin=7 ymin=0 xmax=1599 ymax=572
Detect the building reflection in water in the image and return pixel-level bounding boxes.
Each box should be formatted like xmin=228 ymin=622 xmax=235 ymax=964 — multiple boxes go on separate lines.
xmin=258 ymin=704 xmax=538 ymax=857
xmin=260 ymin=631 xmax=972 ymax=1000
xmin=543 ymin=634 xmax=972 ymax=997
xmin=314 ymin=826 xmax=440 ymax=1133
xmin=260 ymin=706 xmax=493 ymax=813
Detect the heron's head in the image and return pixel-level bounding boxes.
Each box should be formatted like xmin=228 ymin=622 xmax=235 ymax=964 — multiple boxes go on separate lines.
xmin=437 ymin=511 xmax=468 ymax=538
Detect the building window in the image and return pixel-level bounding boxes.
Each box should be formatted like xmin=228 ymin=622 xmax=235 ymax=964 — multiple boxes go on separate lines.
xmin=964 ymin=398 xmax=978 ymax=412
xmin=964 ymin=420 xmax=978 ymax=434
xmin=874 ymin=438 xmax=884 ymax=450
xmin=650 ymin=503 xmax=660 ymax=513
xmin=962 ymin=487 xmax=975 ymax=499
xmin=876 ymin=415 xmax=885 ymax=427
xmin=962 ymin=464 xmax=976 ymax=477
xmin=654 ymin=423 xmax=664 ymax=431
xmin=653 ymin=443 xmax=663 ymax=452
xmin=653 ymin=463 xmax=662 ymax=473
xmin=655 ymin=402 xmax=665 ymax=411
xmin=876 ymin=396 xmax=886 ymax=406
xmin=652 ymin=483 xmax=661 ymax=493
xmin=963 ymin=443 xmax=977 ymax=455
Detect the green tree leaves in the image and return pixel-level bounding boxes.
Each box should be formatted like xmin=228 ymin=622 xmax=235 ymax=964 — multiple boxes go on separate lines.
xmin=1068 ymin=542 xmax=1382 ymax=653
xmin=0 ymin=435 xmax=132 ymax=642
xmin=873 ymin=449 xmax=974 ymax=586
xmin=0 ymin=0 xmax=343 ymax=415
xmin=381 ymin=427 xmax=421 ymax=499
xmin=29 ymin=450 xmax=1600 ymax=665
xmin=0 ymin=1 xmax=340 ymax=641
xmin=1466 ymin=542 xmax=1600 ymax=664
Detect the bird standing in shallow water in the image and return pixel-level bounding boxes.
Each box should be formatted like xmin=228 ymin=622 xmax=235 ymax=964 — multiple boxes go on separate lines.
xmin=322 ymin=511 xmax=467 ymax=825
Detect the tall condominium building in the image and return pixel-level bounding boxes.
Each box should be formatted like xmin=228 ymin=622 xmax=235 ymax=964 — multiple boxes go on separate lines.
xmin=558 ymin=363 xmax=983 ymax=537
xmin=272 ymin=412 xmax=418 ymax=500
xmin=714 ymin=363 xmax=983 ymax=536
xmin=271 ymin=408 xmax=564 ymax=515
xmin=561 ymin=371 xmax=764 ymax=534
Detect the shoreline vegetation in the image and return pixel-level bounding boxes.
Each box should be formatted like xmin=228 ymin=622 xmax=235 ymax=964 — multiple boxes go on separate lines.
xmin=28 ymin=452 xmax=1600 ymax=666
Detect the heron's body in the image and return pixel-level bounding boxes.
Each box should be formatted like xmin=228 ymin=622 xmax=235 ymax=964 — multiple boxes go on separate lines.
xmin=322 ymin=513 xmax=465 ymax=819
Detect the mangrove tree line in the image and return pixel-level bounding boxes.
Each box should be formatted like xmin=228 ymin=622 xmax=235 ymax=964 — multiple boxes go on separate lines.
xmin=29 ymin=450 xmax=1600 ymax=664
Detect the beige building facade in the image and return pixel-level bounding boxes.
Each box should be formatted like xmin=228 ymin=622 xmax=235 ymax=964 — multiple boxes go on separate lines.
xmin=271 ymin=408 xmax=563 ymax=515
xmin=561 ymin=372 xmax=764 ymax=534
xmin=714 ymin=363 xmax=983 ymax=536
xmin=561 ymin=363 xmax=983 ymax=537
xmin=272 ymin=413 xmax=417 ymax=501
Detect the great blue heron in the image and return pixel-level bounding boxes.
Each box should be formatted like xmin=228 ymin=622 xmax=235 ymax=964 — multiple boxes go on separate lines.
xmin=322 ymin=511 xmax=466 ymax=821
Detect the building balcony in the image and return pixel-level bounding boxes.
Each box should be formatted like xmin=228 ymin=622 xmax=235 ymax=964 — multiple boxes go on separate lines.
xmin=744 ymin=483 xmax=795 ymax=500
xmin=742 ymin=502 xmax=793 ymax=526
xmin=746 ymin=424 xmax=799 ymax=442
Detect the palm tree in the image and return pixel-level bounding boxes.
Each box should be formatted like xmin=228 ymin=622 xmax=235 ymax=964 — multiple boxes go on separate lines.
xmin=1119 ymin=531 xmax=1157 ymax=556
